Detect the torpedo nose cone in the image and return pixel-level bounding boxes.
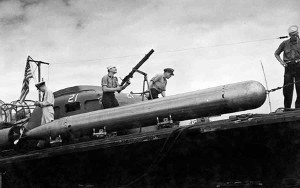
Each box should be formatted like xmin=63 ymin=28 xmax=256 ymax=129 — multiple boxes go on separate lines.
xmin=225 ymin=80 xmax=266 ymax=111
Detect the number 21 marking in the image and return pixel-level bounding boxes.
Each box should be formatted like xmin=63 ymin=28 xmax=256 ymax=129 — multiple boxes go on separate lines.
xmin=68 ymin=94 xmax=79 ymax=103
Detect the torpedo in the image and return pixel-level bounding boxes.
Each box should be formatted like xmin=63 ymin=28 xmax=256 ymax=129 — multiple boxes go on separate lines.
xmin=25 ymin=80 xmax=266 ymax=140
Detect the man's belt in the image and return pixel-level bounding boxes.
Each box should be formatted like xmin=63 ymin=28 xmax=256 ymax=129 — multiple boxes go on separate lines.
xmin=151 ymin=88 xmax=162 ymax=93
xmin=286 ymin=59 xmax=300 ymax=65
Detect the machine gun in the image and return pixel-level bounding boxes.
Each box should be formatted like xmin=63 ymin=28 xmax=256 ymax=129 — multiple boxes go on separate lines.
xmin=119 ymin=49 xmax=154 ymax=87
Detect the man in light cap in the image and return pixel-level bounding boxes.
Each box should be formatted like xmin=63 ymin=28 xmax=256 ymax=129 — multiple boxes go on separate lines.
xmin=147 ymin=68 xmax=174 ymax=100
xmin=33 ymin=81 xmax=54 ymax=148
xmin=275 ymin=25 xmax=300 ymax=108
xmin=101 ymin=65 xmax=130 ymax=109
xmin=34 ymin=81 xmax=54 ymax=125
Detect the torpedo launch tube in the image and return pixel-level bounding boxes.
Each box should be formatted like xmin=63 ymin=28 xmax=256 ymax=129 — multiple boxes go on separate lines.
xmin=25 ymin=80 xmax=266 ymax=140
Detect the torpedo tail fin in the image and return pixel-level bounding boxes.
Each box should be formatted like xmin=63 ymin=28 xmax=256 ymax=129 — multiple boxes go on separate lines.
xmin=24 ymin=106 xmax=42 ymax=131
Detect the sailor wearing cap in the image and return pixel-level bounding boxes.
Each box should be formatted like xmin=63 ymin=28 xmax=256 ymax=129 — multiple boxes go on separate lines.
xmin=275 ymin=25 xmax=300 ymax=108
xmin=34 ymin=81 xmax=54 ymax=125
xmin=147 ymin=68 xmax=174 ymax=100
xmin=101 ymin=65 xmax=130 ymax=109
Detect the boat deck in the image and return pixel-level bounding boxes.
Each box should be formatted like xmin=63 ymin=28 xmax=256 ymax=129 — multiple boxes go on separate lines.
xmin=1 ymin=109 xmax=300 ymax=167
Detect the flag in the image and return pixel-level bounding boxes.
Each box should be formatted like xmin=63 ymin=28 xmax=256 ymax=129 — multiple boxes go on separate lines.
xmin=19 ymin=60 xmax=33 ymax=103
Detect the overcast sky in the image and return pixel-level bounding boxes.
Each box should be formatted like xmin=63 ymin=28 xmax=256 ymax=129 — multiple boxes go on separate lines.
xmin=0 ymin=0 xmax=299 ymax=117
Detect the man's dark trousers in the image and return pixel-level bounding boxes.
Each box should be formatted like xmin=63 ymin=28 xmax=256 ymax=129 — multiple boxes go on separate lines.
xmin=147 ymin=88 xmax=160 ymax=100
xmin=283 ymin=64 xmax=300 ymax=108
xmin=102 ymin=92 xmax=119 ymax=109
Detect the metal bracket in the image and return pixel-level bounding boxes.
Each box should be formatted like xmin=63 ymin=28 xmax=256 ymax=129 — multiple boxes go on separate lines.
xmin=50 ymin=135 xmax=62 ymax=144
xmin=93 ymin=127 xmax=107 ymax=138
xmin=157 ymin=114 xmax=174 ymax=128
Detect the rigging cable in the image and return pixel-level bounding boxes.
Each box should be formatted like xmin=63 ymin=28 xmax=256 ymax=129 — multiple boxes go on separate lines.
xmin=156 ymin=36 xmax=287 ymax=54
xmin=51 ymin=36 xmax=288 ymax=65
xmin=260 ymin=60 xmax=272 ymax=112
xmin=47 ymin=65 xmax=50 ymax=86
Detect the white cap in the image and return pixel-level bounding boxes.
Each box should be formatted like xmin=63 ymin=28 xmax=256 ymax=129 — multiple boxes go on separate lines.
xmin=107 ymin=65 xmax=116 ymax=70
xmin=288 ymin=25 xmax=298 ymax=34
xmin=107 ymin=65 xmax=117 ymax=73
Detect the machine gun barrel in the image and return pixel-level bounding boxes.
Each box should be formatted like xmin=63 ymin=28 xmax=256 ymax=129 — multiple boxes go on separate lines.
xmin=120 ymin=49 xmax=154 ymax=87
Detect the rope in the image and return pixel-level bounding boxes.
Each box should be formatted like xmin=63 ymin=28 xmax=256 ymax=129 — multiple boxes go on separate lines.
xmin=267 ymin=59 xmax=300 ymax=93
xmin=267 ymin=79 xmax=300 ymax=93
